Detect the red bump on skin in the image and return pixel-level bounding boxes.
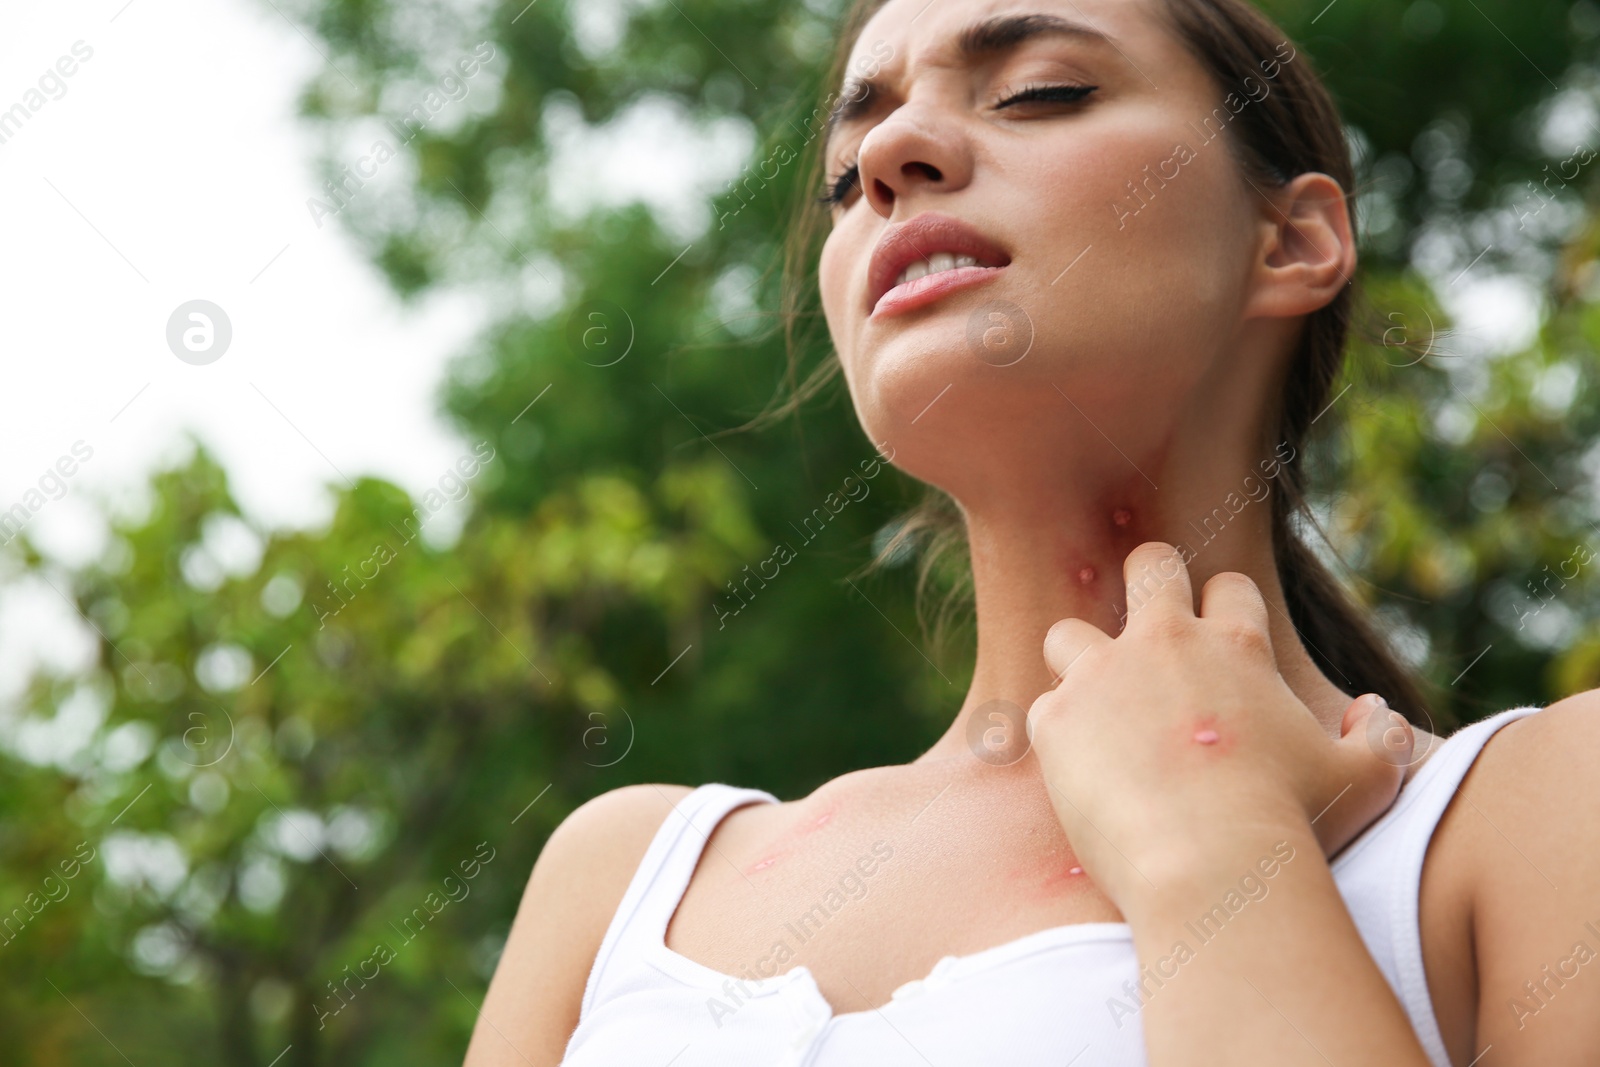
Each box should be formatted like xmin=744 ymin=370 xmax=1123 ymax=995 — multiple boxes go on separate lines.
xmin=1033 ymin=857 xmax=1091 ymax=896
xmin=1077 ymin=565 xmax=1096 ymax=585
xmin=1112 ymin=508 xmax=1132 ymax=527
xmin=1002 ymin=849 xmax=1096 ymax=900
xmin=1183 ymin=714 xmax=1233 ymax=753
xmin=747 ymin=854 xmax=781 ymax=874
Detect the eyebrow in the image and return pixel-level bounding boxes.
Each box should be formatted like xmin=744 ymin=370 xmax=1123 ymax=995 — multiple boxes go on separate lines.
xmin=823 ymin=13 xmax=1115 ymax=143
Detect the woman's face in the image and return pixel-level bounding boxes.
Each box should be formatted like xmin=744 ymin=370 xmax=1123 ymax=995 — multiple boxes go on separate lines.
xmin=818 ymin=0 xmax=1277 ymax=506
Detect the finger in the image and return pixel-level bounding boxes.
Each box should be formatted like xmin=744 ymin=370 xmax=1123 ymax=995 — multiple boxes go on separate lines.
xmin=1120 ymin=541 xmax=1193 ymax=631
xmin=1341 ymin=693 xmax=1415 ymax=769
xmin=1043 ymin=617 xmax=1111 ymax=683
xmin=1320 ymin=694 xmax=1411 ymax=846
xmin=1198 ymin=571 xmax=1272 ymax=641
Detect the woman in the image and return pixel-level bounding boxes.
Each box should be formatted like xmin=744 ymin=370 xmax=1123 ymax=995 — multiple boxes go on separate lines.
xmin=466 ymin=0 xmax=1600 ymax=1064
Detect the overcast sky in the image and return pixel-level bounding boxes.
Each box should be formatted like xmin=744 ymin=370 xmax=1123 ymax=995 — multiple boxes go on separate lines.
xmin=1 ymin=0 xmax=488 ymax=556
xmin=0 ymin=0 xmax=499 ymax=704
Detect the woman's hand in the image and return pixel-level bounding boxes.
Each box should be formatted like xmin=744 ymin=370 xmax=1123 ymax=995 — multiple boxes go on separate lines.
xmin=1025 ymin=541 xmax=1413 ymax=918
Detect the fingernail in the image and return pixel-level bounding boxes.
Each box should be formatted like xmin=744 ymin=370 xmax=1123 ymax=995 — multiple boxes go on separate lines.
xmin=1370 ymin=694 xmax=1389 ymax=711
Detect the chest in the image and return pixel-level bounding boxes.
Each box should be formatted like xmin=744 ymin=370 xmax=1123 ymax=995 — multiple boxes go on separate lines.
xmin=662 ymin=777 xmax=1480 ymax=1055
xmin=664 ymin=780 xmax=1128 ymax=1015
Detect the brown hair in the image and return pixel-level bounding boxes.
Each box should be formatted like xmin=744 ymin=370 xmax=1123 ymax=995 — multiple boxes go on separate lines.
xmin=757 ymin=0 xmax=1440 ymax=729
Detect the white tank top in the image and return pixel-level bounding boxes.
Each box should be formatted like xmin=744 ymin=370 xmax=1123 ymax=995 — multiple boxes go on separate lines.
xmin=561 ymin=704 xmax=1542 ymax=1067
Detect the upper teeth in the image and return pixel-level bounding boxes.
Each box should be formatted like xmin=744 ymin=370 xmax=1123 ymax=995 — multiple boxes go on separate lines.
xmin=896 ymin=253 xmax=982 ymax=287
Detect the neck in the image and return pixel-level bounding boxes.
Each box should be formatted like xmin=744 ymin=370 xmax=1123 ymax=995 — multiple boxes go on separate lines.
xmin=916 ymin=447 xmax=1353 ymax=766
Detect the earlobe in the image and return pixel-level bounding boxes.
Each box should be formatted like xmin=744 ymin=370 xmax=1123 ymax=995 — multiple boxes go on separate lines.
xmin=1247 ymin=172 xmax=1357 ymax=319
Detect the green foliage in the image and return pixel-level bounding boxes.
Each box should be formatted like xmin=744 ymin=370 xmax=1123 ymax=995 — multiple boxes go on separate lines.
xmin=4 ymin=0 xmax=1600 ymax=1063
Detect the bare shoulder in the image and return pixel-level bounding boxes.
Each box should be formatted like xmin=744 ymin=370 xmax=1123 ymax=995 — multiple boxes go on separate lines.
xmin=1458 ymin=689 xmax=1600 ymax=810
xmin=543 ymin=782 xmax=700 ymax=884
xmin=462 ymin=783 xmax=696 ymax=1067
xmin=1449 ymin=689 xmax=1600 ymax=866
xmin=1455 ymin=691 xmax=1600 ymax=1061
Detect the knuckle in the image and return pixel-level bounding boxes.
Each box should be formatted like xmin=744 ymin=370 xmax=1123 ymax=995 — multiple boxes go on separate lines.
xmin=1141 ymin=610 xmax=1189 ymax=643
xmin=1217 ymin=619 xmax=1271 ymax=655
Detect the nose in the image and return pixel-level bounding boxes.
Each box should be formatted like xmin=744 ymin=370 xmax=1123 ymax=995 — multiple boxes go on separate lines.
xmin=855 ymin=107 xmax=973 ymax=218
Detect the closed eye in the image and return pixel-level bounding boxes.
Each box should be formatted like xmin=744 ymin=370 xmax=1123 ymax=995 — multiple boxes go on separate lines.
xmin=995 ymin=82 xmax=1099 ymax=108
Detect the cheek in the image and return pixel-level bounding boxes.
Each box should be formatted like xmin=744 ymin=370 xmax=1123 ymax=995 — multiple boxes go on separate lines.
xmin=1107 ymin=143 xmax=1249 ymax=302
xmin=818 ymin=232 xmax=846 ymax=334
xmin=1013 ymin=112 xmax=1249 ymax=283
xmin=819 ymin=228 xmax=865 ymax=379
xmin=1004 ymin=128 xmax=1250 ymax=377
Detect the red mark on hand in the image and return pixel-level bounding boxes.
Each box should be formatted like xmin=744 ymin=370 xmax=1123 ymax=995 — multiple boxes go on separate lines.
xmin=1183 ymin=715 xmax=1231 ymax=753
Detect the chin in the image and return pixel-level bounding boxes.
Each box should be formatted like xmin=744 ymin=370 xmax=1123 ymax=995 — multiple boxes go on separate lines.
xmin=845 ymin=338 xmax=1064 ymax=497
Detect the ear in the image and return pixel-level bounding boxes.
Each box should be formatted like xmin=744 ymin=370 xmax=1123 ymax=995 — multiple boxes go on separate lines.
xmin=1242 ymin=172 xmax=1357 ymax=320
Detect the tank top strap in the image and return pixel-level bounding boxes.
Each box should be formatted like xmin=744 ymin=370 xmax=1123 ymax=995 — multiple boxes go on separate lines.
xmin=1331 ymin=703 xmax=1545 ymax=1067
xmin=580 ymin=782 xmax=780 ymax=1021
xmin=1332 ymin=703 xmax=1544 ymax=871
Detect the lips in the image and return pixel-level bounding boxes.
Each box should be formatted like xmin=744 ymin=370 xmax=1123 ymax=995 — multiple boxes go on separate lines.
xmin=866 ymin=212 xmax=1011 ymax=316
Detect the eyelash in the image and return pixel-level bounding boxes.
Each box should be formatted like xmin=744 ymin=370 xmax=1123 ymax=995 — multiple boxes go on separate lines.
xmin=817 ymin=82 xmax=1099 ymax=208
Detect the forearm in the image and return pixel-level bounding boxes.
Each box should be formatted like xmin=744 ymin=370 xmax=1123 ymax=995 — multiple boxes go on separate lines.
xmin=1122 ymin=820 xmax=1433 ymax=1067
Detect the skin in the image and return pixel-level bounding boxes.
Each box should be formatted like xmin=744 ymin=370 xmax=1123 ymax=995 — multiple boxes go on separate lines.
xmin=464 ymin=1 xmax=1600 ymax=1064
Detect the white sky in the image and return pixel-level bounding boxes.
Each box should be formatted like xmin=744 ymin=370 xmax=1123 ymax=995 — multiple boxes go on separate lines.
xmin=0 ymin=0 xmax=495 ymax=709
xmin=0 ymin=0 xmax=761 ymax=715
xmin=0 ymin=0 xmax=486 ymax=554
